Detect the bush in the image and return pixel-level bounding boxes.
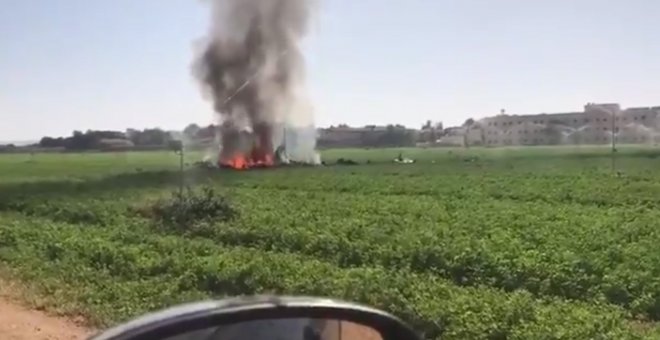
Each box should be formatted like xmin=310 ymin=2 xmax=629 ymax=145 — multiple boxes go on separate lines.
xmin=146 ymin=186 xmax=236 ymax=232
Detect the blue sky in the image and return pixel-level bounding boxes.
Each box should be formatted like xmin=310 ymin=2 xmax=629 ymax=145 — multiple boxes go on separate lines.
xmin=2 ymin=0 xmax=659 ymax=141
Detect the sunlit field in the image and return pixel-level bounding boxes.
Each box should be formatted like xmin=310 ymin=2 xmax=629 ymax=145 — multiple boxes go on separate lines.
xmin=1 ymin=146 xmax=660 ymax=339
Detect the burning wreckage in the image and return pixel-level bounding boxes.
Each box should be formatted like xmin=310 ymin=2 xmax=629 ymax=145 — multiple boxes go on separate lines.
xmin=217 ymin=123 xmax=276 ymax=170
xmin=215 ymin=123 xmax=317 ymax=170
xmin=194 ymin=0 xmax=321 ymax=171
xmin=193 ymin=0 xmax=416 ymax=170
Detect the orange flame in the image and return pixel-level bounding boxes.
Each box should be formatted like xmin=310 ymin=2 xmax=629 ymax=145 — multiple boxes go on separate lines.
xmin=221 ymin=153 xmax=249 ymax=170
xmin=220 ymin=146 xmax=274 ymax=170
xmin=219 ymin=124 xmax=275 ymax=170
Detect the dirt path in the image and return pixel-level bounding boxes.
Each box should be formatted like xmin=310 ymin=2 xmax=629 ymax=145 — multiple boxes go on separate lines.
xmin=0 ymin=276 xmax=93 ymax=340
xmin=0 ymin=297 xmax=93 ymax=340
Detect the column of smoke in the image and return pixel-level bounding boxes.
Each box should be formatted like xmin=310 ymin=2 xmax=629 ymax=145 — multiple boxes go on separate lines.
xmin=193 ymin=0 xmax=320 ymax=164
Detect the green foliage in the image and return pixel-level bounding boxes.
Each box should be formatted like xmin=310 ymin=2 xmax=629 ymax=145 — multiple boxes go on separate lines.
xmin=0 ymin=215 xmax=650 ymax=339
xmin=144 ymin=186 xmax=236 ymax=232
xmin=1 ymin=147 xmax=660 ymax=338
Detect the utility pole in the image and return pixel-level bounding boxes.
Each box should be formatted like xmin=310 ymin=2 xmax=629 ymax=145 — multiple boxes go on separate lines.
xmin=179 ymin=146 xmax=184 ymax=195
xmin=170 ymin=140 xmax=184 ymax=196
xmin=611 ymin=108 xmax=617 ymax=174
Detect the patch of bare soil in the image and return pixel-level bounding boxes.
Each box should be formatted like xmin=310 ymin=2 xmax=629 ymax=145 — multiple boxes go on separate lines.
xmin=0 ymin=278 xmax=93 ymax=340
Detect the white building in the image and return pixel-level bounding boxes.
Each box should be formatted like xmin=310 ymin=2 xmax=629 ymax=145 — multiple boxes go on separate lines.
xmin=466 ymin=103 xmax=660 ymax=146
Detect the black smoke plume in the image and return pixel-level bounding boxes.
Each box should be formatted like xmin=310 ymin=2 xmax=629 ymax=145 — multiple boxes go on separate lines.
xmin=194 ymin=0 xmax=319 ymax=164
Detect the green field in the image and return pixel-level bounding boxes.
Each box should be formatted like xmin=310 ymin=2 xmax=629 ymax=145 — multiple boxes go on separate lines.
xmin=1 ymin=147 xmax=660 ymax=339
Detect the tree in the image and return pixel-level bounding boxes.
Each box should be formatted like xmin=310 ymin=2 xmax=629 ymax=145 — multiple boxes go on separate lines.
xmin=376 ymin=125 xmax=414 ymax=147
xmin=64 ymin=130 xmax=126 ymax=150
xmin=183 ymin=123 xmax=201 ymax=139
xmin=462 ymin=118 xmax=477 ymax=148
xmin=39 ymin=137 xmax=64 ymax=148
xmin=67 ymin=130 xmax=95 ymax=150
xmin=196 ymin=125 xmax=216 ymax=140
xmin=420 ymin=121 xmax=444 ymax=143
xmin=129 ymin=128 xmax=171 ymax=146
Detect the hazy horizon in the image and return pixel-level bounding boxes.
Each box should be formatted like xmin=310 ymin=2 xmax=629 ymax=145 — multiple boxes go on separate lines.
xmin=2 ymin=0 xmax=660 ymax=141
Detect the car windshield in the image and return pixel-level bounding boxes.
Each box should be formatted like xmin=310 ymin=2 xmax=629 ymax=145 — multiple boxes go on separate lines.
xmin=1 ymin=1 xmax=660 ymax=339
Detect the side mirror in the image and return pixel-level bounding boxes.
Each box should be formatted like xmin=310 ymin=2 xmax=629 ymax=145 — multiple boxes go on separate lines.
xmin=88 ymin=296 xmax=420 ymax=340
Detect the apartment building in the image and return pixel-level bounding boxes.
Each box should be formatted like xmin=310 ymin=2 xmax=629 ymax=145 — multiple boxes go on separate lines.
xmin=468 ymin=103 xmax=660 ymax=146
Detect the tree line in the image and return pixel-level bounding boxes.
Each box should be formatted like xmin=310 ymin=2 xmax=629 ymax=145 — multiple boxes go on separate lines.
xmin=39 ymin=129 xmax=173 ymax=150
xmin=32 ymin=120 xmax=453 ymax=151
xmin=37 ymin=125 xmax=219 ymax=151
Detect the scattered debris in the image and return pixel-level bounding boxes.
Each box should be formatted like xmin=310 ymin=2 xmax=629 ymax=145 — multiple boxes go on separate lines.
xmin=394 ymin=158 xmax=415 ymax=164
xmin=336 ymin=158 xmax=359 ymax=165
xmin=194 ymin=160 xmax=216 ymax=169
xmin=394 ymin=152 xmax=415 ymax=164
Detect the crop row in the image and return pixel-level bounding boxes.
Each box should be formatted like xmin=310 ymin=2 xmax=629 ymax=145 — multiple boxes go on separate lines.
xmin=3 ymin=176 xmax=660 ymax=320
xmin=0 ymin=214 xmax=656 ymax=339
xmin=156 ymin=184 xmax=660 ymax=320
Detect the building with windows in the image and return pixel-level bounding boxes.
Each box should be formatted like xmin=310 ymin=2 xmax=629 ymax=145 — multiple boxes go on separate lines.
xmin=466 ymin=103 xmax=660 ymax=146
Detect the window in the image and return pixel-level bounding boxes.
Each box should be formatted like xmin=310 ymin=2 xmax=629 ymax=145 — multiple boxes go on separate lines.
xmin=634 ymin=117 xmax=638 ymax=120
xmin=603 ymin=118 xmax=608 ymax=122
xmin=584 ymin=118 xmax=589 ymax=123
xmin=574 ymin=119 xmax=578 ymax=123
xmin=642 ymin=116 xmax=646 ymax=120
xmin=494 ymin=122 xmax=498 ymax=126
xmin=615 ymin=117 xmax=620 ymax=121
xmin=540 ymin=120 xmax=544 ymax=124
xmin=596 ymin=118 xmax=600 ymax=122
xmin=518 ymin=121 xmax=522 ymax=124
